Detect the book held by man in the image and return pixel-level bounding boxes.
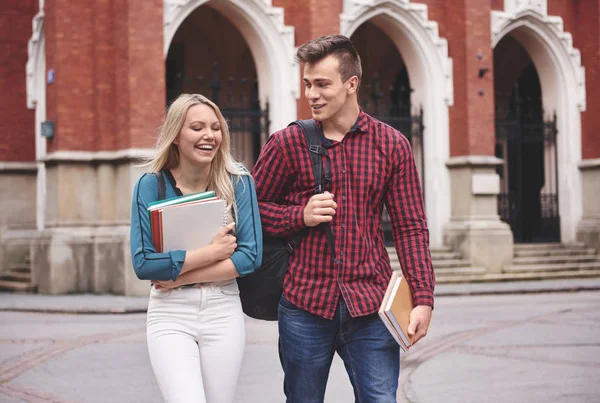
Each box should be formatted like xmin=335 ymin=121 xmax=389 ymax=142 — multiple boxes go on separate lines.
xmin=378 ymin=271 xmax=414 ymax=352
xmin=147 ymin=191 xmax=227 ymax=253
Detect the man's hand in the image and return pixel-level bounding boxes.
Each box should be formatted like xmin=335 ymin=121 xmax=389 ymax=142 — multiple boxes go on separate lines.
xmin=407 ymin=305 xmax=433 ymax=346
xmin=303 ymin=191 xmax=337 ymax=227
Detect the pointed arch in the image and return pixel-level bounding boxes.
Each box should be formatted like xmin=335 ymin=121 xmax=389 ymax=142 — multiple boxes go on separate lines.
xmin=164 ymin=0 xmax=299 ymax=132
xmin=492 ymin=3 xmax=586 ymax=242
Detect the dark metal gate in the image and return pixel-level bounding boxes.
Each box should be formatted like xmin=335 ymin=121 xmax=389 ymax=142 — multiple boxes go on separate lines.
xmin=167 ymin=63 xmax=270 ymax=168
xmin=361 ymin=72 xmax=425 ymax=245
xmin=495 ymin=81 xmax=560 ymax=243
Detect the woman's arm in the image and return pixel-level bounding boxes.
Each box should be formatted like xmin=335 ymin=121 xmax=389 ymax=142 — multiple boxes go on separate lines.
xmin=154 ymin=174 xmax=263 ymax=288
xmin=130 ymin=174 xmax=229 ymax=281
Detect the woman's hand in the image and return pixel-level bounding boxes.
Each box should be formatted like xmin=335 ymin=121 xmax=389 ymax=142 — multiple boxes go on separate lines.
xmin=210 ymin=222 xmax=237 ymax=261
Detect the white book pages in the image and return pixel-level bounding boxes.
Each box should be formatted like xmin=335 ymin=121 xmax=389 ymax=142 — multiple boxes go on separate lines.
xmin=160 ymin=199 xmax=227 ymax=252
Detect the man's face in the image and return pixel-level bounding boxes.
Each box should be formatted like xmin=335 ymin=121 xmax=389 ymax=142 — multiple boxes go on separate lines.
xmin=303 ymin=55 xmax=356 ymax=122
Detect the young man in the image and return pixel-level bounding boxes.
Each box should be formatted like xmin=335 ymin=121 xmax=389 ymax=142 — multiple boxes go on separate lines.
xmin=252 ymin=34 xmax=434 ymax=402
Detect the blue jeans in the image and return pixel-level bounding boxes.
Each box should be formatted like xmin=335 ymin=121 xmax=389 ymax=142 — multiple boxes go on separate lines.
xmin=278 ymin=296 xmax=400 ymax=403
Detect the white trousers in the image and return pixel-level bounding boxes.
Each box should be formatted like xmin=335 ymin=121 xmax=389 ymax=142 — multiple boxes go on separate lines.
xmin=146 ymin=281 xmax=245 ymax=403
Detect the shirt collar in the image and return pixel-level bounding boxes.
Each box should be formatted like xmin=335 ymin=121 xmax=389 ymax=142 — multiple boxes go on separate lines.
xmin=314 ymin=108 xmax=370 ymax=136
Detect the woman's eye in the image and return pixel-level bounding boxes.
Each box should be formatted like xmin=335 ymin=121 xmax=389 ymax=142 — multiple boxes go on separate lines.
xmin=212 ymin=126 xmax=221 ymax=131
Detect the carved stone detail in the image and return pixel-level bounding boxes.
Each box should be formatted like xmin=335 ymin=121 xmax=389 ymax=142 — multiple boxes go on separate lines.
xmin=340 ymin=0 xmax=453 ymax=106
xmin=491 ymin=4 xmax=586 ymax=111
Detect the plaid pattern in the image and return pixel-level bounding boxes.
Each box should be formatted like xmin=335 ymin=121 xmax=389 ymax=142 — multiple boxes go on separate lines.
xmin=252 ymin=110 xmax=434 ymax=319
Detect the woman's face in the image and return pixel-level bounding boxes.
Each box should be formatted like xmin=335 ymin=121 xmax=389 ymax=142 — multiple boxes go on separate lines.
xmin=174 ymin=104 xmax=223 ymax=167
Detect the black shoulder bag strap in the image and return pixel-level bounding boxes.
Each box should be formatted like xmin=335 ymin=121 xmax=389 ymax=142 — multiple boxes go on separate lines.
xmin=154 ymin=171 xmax=166 ymax=201
xmin=287 ymin=120 xmax=336 ymax=257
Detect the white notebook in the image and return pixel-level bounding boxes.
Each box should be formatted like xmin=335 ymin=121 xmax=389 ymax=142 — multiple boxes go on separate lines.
xmin=160 ymin=199 xmax=227 ymax=252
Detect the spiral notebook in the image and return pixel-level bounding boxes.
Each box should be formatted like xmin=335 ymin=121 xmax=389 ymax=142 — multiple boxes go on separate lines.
xmin=159 ymin=199 xmax=228 ymax=253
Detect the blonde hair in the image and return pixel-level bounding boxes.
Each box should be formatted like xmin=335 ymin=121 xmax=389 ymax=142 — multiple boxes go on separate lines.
xmin=145 ymin=93 xmax=249 ymax=224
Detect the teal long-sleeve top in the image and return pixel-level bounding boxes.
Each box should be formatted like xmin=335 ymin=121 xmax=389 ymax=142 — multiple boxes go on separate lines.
xmin=130 ymin=171 xmax=263 ymax=281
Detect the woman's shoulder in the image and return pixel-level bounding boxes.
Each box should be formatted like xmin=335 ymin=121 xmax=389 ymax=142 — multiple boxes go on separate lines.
xmin=134 ymin=172 xmax=160 ymax=199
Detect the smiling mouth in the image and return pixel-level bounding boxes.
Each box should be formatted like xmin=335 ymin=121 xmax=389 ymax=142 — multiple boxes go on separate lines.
xmin=311 ymin=104 xmax=325 ymax=110
xmin=195 ymin=145 xmax=214 ymax=151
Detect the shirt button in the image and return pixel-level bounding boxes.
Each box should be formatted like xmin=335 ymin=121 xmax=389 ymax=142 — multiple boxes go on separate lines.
xmin=341 ymin=224 xmax=345 ymax=228
xmin=342 ymin=195 xmax=346 ymax=201
xmin=334 ymin=258 xmax=339 ymax=264
xmin=342 ymin=169 xmax=346 ymax=174
xmin=340 ymin=251 xmax=344 ymax=256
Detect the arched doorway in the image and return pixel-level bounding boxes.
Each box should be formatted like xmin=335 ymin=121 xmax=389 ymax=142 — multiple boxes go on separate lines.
xmin=351 ymin=21 xmax=425 ymax=244
xmin=494 ymin=35 xmax=559 ymax=243
xmin=491 ymin=6 xmax=585 ymax=244
xmin=165 ymin=5 xmax=267 ymax=168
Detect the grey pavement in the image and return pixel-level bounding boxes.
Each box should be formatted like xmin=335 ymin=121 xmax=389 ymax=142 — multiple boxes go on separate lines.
xmin=1 ymin=277 xmax=599 ymax=314
xmin=1 ymin=290 xmax=599 ymax=402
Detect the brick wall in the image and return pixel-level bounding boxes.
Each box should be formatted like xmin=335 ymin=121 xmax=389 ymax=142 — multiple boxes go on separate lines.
xmin=444 ymin=0 xmax=496 ymax=156
xmin=43 ymin=0 xmax=164 ymax=153
xmin=0 ymin=0 xmax=37 ymax=162
xmin=550 ymin=0 xmax=600 ymax=159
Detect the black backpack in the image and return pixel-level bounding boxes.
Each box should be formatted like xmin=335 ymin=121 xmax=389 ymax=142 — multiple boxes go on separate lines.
xmin=236 ymin=119 xmax=335 ymax=321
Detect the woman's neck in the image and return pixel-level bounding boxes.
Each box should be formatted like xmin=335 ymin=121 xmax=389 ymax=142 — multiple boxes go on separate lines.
xmin=170 ymin=160 xmax=211 ymax=194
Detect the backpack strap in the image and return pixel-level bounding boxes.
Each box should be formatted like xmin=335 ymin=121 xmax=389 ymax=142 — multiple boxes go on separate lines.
xmin=154 ymin=171 xmax=166 ymax=201
xmin=287 ymin=120 xmax=336 ymax=257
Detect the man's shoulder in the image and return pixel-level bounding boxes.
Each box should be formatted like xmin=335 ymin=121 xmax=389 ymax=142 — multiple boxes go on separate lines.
xmin=267 ymin=123 xmax=306 ymax=150
xmin=362 ymin=113 xmax=412 ymax=155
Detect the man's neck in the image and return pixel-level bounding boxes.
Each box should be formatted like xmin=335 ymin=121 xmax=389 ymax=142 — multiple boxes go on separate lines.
xmin=322 ymin=102 xmax=360 ymax=141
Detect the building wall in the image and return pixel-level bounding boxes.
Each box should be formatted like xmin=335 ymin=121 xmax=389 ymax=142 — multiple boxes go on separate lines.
xmin=0 ymin=0 xmax=37 ymax=162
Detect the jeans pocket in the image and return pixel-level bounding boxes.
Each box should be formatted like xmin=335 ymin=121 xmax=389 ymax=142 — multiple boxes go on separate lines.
xmin=219 ymin=281 xmax=240 ymax=296
xmin=278 ymin=296 xmax=302 ymax=316
xmin=150 ymin=286 xmax=172 ymax=300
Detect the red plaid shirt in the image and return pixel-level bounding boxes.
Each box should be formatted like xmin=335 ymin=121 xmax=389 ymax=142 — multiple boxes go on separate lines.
xmin=252 ymin=110 xmax=435 ymax=319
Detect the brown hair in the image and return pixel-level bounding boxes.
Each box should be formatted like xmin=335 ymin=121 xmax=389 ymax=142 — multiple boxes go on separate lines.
xmin=296 ymin=34 xmax=362 ymax=83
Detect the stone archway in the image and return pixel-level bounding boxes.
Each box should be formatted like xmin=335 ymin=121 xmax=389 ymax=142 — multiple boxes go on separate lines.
xmin=492 ymin=1 xmax=586 ymax=243
xmin=341 ymin=0 xmax=453 ymax=247
xmin=164 ymin=0 xmax=298 ymax=133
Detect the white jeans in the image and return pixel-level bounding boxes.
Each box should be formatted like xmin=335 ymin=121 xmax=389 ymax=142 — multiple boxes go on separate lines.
xmin=146 ymin=281 xmax=245 ymax=403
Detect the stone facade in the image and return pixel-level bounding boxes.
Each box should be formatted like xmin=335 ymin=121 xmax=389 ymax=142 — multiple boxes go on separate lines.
xmin=0 ymin=0 xmax=598 ymax=294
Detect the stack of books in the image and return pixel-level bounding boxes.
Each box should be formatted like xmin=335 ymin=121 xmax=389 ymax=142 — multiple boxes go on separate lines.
xmin=378 ymin=271 xmax=414 ymax=352
xmin=147 ymin=191 xmax=228 ymax=253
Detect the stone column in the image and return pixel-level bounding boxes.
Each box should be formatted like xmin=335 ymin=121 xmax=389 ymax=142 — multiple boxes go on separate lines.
xmin=31 ymin=0 xmax=164 ymax=295
xmin=442 ymin=0 xmax=513 ymax=272
xmin=444 ymin=157 xmax=513 ymax=273
xmin=577 ymin=160 xmax=600 ymax=252
xmin=573 ymin=1 xmax=600 ymax=253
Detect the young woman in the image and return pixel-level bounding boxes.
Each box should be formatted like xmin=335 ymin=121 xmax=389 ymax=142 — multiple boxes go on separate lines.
xmin=129 ymin=93 xmax=262 ymax=403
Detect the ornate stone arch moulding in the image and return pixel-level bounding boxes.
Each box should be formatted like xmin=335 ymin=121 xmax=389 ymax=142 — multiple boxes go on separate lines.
xmin=491 ymin=0 xmax=586 ymax=111
xmin=340 ymin=0 xmax=453 ymax=106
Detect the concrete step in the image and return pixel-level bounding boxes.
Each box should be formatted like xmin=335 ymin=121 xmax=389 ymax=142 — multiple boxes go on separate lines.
xmin=389 ymin=252 xmax=463 ymax=261
xmin=513 ymin=242 xmax=586 ymax=251
xmin=435 ymin=268 xmax=600 ymax=284
xmin=504 ymin=261 xmax=600 ymax=273
xmin=513 ymin=255 xmax=599 ymax=265
xmin=0 ymin=271 xmax=32 ymax=282
xmin=390 ymin=263 xmax=484 ymax=276
xmin=389 ymin=255 xmax=470 ymax=268
xmin=9 ymin=264 xmax=31 ymax=273
xmin=386 ymin=246 xmax=453 ymax=255
xmin=0 ymin=280 xmax=36 ymax=292
xmin=434 ymin=267 xmax=487 ymax=276
xmin=514 ymin=248 xmax=597 ymax=258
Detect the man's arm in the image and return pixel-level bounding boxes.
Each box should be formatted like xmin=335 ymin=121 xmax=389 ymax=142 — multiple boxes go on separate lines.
xmin=251 ymin=129 xmax=306 ymax=238
xmin=384 ymin=135 xmax=435 ymax=345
